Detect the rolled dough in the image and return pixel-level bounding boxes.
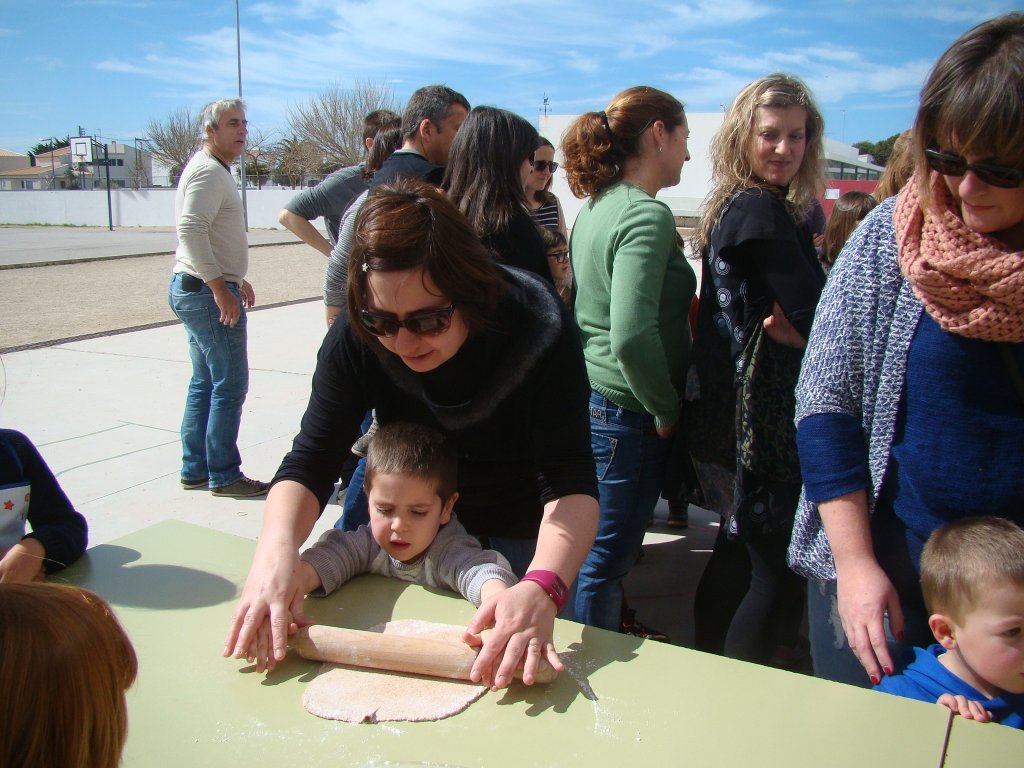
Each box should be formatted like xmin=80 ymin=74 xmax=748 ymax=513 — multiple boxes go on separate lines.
xmin=302 ymin=619 xmax=487 ymax=723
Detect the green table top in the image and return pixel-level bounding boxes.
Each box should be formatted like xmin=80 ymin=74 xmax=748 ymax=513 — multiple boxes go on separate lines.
xmin=57 ymin=520 xmax=981 ymax=767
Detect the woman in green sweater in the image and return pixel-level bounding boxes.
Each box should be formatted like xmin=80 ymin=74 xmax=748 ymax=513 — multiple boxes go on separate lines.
xmin=562 ymin=86 xmax=697 ymax=633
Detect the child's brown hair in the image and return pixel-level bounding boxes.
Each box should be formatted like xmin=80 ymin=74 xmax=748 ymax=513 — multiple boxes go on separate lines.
xmin=920 ymin=516 xmax=1024 ymax=622
xmin=364 ymin=421 xmax=458 ymax=502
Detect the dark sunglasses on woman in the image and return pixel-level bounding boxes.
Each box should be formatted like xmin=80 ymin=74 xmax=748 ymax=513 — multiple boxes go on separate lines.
xmin=924 ymin=148 xmax=1023 ymax=188
xmin=548 ymin=249 xmax=569 ymax=264
xmin=359 ymin=304 xmax=456 ymax=337
xmin=532 ymin=160 xmax=559 ymax=173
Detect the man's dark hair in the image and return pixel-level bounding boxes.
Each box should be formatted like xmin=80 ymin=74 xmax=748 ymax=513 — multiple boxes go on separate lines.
xmin=401 ymin=85 xmax=470 ymax=140
xmin=363 ymin=109 xmax=401 ymax=143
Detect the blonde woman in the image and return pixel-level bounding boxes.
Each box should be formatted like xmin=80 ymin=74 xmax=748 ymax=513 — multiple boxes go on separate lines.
xmin=686 ymin=74 xmax=826 ymax=663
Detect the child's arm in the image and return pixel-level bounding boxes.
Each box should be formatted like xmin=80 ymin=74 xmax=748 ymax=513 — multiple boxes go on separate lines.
xmin=298 ymin=560 xmax=322 ymax=595
xmin=431 ymin=518 xmax=518 ymax=606
xmin=479 ymin=578 xmax=511 ymax=604
xmin=299 ymin=526 xmax=377 ymax=596
xmin=936 ymin=693 xmax=994 ymax=723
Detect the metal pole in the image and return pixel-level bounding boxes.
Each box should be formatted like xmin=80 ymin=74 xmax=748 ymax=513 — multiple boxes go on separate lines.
xmin=103 ymin=143 xmax=113 ymax=231
xmin=236 ymin=0 xmax=248 ymax=231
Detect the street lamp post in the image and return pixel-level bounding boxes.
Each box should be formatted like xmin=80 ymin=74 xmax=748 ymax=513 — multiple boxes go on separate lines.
xmin=38 ymin=137 xmax=57 ymax=189
xmin=235 ymin=0 xmax=248 ymax=230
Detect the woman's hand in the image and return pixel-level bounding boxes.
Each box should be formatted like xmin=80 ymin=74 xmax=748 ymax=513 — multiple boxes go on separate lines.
xmin=224 ymin=539 xmax=307 ymax=673
xmin=763 ymin=301 xmax=807 ymax=349
xmin=223 ymin=481 xmax=320 ymax=673
xmin=818 ymin=490 xmax=904 ymax=684
xmin=835 ymin=556 xmax=904 ymax=685
xmin=462 ymin=581 xmax=563 ymax=690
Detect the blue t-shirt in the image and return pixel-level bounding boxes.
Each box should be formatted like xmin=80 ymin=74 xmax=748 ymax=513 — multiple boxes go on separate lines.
xmin=875 ymin=644 xmax=1024 ymax=729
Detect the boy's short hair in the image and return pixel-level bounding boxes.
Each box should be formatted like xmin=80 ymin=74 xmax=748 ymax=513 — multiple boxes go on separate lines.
xmin=363 ymin=422 xmax=458 ymax=501
xmin=539 ymin=226 xmax=567 ymax=252
xmin=920 ymin=517 xmax=1024 ymax=622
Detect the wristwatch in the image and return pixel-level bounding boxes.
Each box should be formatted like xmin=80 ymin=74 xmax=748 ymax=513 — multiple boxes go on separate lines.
xmin=521 ymin=570 xmax=569 ymax=612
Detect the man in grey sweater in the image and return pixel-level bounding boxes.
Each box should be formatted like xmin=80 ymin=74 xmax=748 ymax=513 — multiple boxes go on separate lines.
xmin=277 ymin=108 xmax=400 ymax=258
xmin=168 ymin=98 xmax=268 ymax=498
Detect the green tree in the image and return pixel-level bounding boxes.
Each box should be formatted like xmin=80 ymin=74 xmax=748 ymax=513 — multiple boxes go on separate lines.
xmin=854 ymin=133 xmax=902 ymax=166
xmin=29 ymin=137 xmax=70 ymax=156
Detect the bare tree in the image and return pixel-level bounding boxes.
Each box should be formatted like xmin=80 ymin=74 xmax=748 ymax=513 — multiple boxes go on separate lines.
xmin=244 ymin=127 xmax=276 ymax=190
xmin=146 ymin=107 xmax=201 ymax=186
xmin=286 ymin=80 xmax=397 ymax=167
xmin=274 ymin=137 xmax=322 ymax=188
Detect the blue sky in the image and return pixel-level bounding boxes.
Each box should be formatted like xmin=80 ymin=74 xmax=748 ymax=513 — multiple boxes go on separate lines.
xmin=1 ymin=0 xmax=1018 ymax=155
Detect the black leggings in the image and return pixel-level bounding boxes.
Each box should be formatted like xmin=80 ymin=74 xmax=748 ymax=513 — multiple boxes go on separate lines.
xmin=723 ymin=527 xmax=807 ymax=663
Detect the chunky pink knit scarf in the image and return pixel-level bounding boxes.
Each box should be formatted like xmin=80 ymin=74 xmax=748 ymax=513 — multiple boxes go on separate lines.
xmin=895 ymin=174 xmax=1024 ymax=342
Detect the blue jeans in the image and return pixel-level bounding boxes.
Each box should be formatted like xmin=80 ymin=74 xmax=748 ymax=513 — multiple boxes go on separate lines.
xmin=335 ymin=411 xmax=374 ymax=531
xmin=573 ymin=392 xmax=671 ymax=631
xmin=168 ymin=274 xmax=248 ymax=488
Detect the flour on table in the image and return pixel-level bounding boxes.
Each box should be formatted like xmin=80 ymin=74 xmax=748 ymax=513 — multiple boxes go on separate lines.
xmin=302 ymin=620 xmax=487 ymax=724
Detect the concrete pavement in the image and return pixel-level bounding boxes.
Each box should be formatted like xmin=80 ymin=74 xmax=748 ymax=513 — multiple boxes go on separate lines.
xmin=0 ymin=225 xmax=299 ymax=267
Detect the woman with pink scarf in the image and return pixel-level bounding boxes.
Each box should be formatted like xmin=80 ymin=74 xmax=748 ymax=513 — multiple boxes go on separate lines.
xmin=789 ymin=12 xmax=1024 ymax=688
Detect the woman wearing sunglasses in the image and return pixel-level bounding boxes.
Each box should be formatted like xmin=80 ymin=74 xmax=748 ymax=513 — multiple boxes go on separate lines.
xmin=790 ymin=12 xmax=1024 ymax=688
xmin=445 ymin=106 xmax=552 ymax=284
xmin=225 ymin=181 xmax=598 ymax=690
xmin=526 ymin=137 xmax=566 ymax=236
xmin=561 ymin=86 xmax=696 ymax=634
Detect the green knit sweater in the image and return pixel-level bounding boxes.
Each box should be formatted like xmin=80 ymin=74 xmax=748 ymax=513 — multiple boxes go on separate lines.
xmin=571 ymin=182 xmax=696 ymax=428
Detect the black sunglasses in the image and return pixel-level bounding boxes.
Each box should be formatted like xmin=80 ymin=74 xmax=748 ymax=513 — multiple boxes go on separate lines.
xmin=532 ymin=160 xmax=559 ymax=173
xmin=359 ymin=304 xmax=456 ymax=337
xmin=548 ymin=249 xmax=569 ymax=264
xmin=924 ymin=149 xmax=1023 ymax=189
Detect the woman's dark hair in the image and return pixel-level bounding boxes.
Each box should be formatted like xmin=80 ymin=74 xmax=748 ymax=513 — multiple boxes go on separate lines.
xmin=821 ymin=191 xmax=877 ymax=269
xmin=443 ymin=106 xmax=539 ymax=239
xmin=347 ymin=180 xmax=505 ymax=349
xmin=913 ymin=12 xmax=1024 ymax=210
xmin=530 ymin=136 xmax=558 ymax=206
xmin=561 ymin=86 xmax=686 ymax=198
xmin=361 ymin=119 xmax=403 ymax=181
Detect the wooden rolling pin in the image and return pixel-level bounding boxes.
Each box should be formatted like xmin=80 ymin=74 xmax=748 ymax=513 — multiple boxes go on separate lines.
xmin=294 ymin=625 xmax=558 ymax=684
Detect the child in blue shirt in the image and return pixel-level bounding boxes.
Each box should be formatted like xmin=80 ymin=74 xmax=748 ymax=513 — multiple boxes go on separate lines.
xmin=874 ymin=517 xmax=1024 ymax=728
xmin=299 ymin=422 xmax=516 ymax=607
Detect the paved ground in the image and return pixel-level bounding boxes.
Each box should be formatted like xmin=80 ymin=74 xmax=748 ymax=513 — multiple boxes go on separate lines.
xmin=0 ymin=225 xmax=299 ymax=266
xmin=2 ymin=225 xmax=717 ymax=649
xmin=1 ymin=238 xmax=324 ymax=353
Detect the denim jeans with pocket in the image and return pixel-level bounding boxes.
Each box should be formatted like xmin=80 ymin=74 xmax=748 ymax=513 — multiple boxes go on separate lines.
xmin=168 ymin=273 xmax=248 ymax=488
xmin=573 ymin=391 xmax=671 ymax=630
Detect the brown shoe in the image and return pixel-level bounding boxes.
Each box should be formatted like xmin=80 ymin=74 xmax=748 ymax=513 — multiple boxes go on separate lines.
xmin=210 ymin=476 xmax=269 ymax=498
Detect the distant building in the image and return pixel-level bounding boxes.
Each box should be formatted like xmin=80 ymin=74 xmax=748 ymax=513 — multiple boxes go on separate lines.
xmin=0 ymin=143 xmax=156 ymax=190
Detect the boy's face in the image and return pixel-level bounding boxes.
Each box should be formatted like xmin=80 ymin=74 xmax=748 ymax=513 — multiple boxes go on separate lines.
xmin=367 ymin=471 xmax=455 ymax=564
xmin=934 ymin=580 xmax=1024 ymax=698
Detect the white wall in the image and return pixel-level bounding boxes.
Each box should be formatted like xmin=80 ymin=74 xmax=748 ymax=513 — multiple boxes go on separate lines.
xmin=538 ymin=111 xmax=724 ymax=231
xmin=0 ymin=188 xmax=298 ymax=228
